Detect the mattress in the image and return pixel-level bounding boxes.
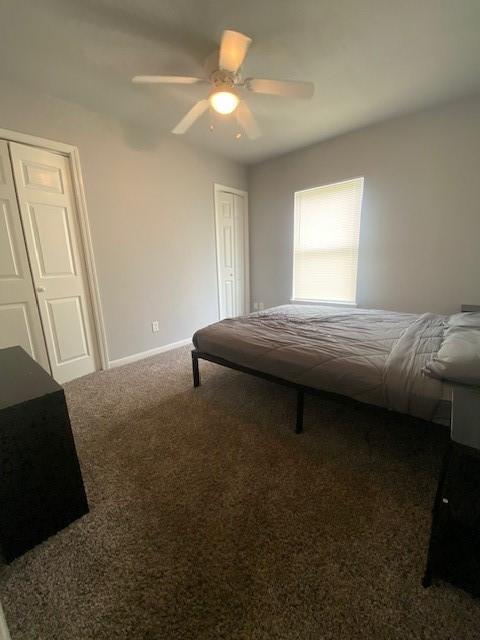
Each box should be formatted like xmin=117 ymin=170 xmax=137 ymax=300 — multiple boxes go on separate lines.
xmin=193 ymin=304 xmax=451 ymax=425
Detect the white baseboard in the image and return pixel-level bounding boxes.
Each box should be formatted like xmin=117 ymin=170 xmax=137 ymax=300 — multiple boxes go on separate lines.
xmin=108 ymin=338 xmax=192 ymax=369
xmin=0 ymin=603 xmax=11 ymax=640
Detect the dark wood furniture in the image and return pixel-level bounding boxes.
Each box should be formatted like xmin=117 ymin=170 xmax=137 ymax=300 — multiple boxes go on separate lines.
xmin=0 ymin=346 xmax=88 ymax=563
xmin=423 ymin=442 xmax=480 ymax=597
xmin=461 ymin=304 xmax=480 ymax=312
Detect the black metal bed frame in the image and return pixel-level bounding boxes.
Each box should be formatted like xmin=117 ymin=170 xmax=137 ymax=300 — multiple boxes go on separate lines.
xmin=191 ymin=348 xmax=391 ymax=433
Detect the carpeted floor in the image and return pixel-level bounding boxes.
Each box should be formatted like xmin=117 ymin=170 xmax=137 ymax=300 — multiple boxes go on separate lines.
xmin=1 ymin=345 xmax=480 ymax=639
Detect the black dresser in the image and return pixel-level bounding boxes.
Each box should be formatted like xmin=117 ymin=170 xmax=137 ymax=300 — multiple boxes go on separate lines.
xmin=423 ymin=442 xmax=480 ymax=597
xmin=0 ymin=346 xmax=89 ymax=562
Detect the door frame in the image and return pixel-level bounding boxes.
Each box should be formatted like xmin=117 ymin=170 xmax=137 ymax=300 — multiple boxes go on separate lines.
xmin=0 ymin=127 xmax=109 ymax=371
xmin=213 ymin=183 xmax=250 ymax=319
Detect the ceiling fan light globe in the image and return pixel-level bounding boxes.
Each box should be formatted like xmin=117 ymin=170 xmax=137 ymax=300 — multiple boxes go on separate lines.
xmin=209 ymin=90 xmax=239 ymax=115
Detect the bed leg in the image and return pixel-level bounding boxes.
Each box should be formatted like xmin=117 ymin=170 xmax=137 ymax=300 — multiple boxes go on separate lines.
xmin=295 ymin=390 xmax=304 ymax=434
xmin=192 ymin=350 xmax=200 ymax=388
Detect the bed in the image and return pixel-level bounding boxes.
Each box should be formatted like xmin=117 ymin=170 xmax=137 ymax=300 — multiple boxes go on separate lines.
xmin=192 ymin=304 xmax=452 ymax=432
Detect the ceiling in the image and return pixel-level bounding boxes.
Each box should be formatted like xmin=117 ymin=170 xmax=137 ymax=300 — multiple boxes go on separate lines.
xmin=1 ymin=0 xmax=479 ymax=163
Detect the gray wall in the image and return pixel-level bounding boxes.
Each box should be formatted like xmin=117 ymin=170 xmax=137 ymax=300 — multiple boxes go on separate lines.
xmin=248 ymin=95 xmax=480 ymax=315
xmin=0 ymin=81 xmax=246 ymax=361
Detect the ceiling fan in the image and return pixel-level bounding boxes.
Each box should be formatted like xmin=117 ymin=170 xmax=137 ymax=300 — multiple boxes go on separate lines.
xmin=132 ymin=29 xmax=314 ymax=140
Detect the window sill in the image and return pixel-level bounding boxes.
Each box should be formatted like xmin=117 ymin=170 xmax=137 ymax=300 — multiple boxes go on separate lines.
xmin=290 ymin=298 xmax=358 ymax=308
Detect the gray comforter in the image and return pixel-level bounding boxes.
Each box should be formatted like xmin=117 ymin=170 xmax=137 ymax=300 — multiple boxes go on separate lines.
xmin=193 ymin=305 xmax=451 ymax=425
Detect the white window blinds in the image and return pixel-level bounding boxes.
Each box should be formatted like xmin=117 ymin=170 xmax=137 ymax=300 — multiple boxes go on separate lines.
xmin=293 ymin=177 xmax=364 ymax=304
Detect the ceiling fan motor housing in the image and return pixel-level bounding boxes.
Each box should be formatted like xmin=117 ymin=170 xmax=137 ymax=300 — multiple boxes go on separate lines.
xmin=210 ymin=69 xmax=240 ymax=88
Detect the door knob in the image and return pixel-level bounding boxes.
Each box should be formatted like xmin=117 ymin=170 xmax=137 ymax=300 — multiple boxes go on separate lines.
xmin=36 ymin=286 xmax=45 ymax=293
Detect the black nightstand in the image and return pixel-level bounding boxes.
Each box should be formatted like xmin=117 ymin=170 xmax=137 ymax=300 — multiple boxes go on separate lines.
xmin=423 ymin=442 xmax=480 ymax=597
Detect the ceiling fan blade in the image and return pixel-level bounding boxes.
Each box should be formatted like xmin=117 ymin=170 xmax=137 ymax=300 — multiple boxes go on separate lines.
xmin=246 ymin=78 xmax=314 ymax=98
xmin=236 ymin=101 xmax=261 ymax=140
xmin=219 ymin=30 xmax=252 ymax=73
xmin=132 ymin=75 xmax=205 ymax=84
xmin=172 ymin=99 xmax=209 ymax=135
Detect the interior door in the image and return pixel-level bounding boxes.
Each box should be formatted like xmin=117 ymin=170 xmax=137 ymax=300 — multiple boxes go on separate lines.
xmin=216 ymin=191 xmax=236 ymax=319
xmin=0 ymin=140 xmax=50 ymax=370
xmin=9 ymin=142 xmax=99 ymax=383
xmin=215 ymin=189 xmax=246 ymax=319
xmin=233 ymin=194 xmax=245 ymax=315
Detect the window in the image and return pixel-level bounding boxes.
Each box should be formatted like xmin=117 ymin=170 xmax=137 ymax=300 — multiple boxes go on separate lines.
xmin=292 ymin=177 xmax=364 ymax=304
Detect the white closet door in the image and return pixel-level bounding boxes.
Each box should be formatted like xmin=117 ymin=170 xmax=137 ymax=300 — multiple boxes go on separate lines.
xmin=214 ymin=189 xmax=247 ymax=319
xmin=9 ymin=142 xmax=99 ymax=383
xmin=216 ymin=191 xmax=236 ymax=319
xmin=0 ymin=140 xmax=50 ymax=371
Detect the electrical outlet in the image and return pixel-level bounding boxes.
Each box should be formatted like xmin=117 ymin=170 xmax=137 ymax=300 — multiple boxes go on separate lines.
xmin=151 ymin=320 xmax=159 ymax=333
xmin=258 ymin=302 xmax=264 ymax=310
xmin=253 ymin=302 xmax=259 ymax=311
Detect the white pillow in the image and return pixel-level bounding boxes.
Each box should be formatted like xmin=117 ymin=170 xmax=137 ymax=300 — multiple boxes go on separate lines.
xmin=448 ymin=312 xmax=480 ymax=328
xmin=424 ymin=326 xmax=480 ymax=385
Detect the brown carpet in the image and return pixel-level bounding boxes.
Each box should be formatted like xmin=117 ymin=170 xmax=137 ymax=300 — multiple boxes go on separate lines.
xmin=1 ymin=345 xmax=480 ymax=639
